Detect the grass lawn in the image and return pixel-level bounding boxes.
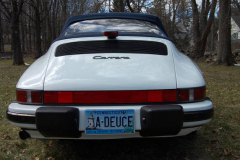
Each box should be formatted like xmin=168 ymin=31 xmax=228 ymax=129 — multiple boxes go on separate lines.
xmin=0 ymin=58 xmax=239 ymax=160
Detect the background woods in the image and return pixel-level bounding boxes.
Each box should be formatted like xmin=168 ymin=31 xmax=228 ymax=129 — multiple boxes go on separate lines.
xmin=0 ymin=0 xmax=239 ymax=65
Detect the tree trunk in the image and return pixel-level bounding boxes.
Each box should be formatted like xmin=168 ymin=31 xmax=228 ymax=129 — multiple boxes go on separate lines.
xmin=0 ymin=11 xmax=4 ymax=52
xmin=52 ymin=0 xmax=56 ymax=40
xmin=21 ymin=20 xmax=25 ymax=53
xmin=211 ymin=18 xmax=215 ymax=51
xmin=191 ymin=0 xmax=217 ymax=59
xmin=217 ymin=0 xmax=236 ymax=66
xmin=34 ymin=3 xmax=42 ymax=59
xmin=25 ymin=18 xmax=29 ymax=53
xmin=28 ymin=3 xmax=32 ymax=53
xmin=11 ymin=0 xmax=24 ymax=65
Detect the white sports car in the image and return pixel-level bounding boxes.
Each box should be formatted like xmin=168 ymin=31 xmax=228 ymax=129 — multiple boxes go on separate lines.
xmin=7 ymin=13 xmax=213 ymax=140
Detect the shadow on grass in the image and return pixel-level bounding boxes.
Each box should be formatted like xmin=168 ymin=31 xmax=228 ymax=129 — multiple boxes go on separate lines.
xmin=47 ymin=133 xmax=207 ymax=160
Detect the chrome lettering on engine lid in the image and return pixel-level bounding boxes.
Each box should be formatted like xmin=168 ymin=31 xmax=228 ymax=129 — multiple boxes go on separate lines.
xmin=93 ymin=56 xmax=130 ymax=59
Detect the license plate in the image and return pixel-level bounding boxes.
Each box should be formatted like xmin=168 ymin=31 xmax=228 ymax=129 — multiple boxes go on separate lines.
xmin=85 ymin=110 xmax=134 ymax=135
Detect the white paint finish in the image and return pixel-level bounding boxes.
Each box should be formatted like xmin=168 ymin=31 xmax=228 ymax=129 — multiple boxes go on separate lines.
xmin=10 ymin=35 xmax=212 ymax=139
xmin=16 ymin=49 xmax=52 ymax=90
xmin=183 ymin=119 xmax=211 ymax=128
xmin=16 ymin=36 xmax=206 ymax=91
xmin=8 ymin=99 xmax=213 ymax=130
xmin=181 ymin=100 xmax=212 ymax=112
xmin=8 ymin=100 xmax=213 ymax=115
xmin=44 ymin=37 xmax=176 ymax=91
xmin=170 ymin=44 xmax=206 ymax=88
xmin=25 ymin=127 xmax=200 ymax=139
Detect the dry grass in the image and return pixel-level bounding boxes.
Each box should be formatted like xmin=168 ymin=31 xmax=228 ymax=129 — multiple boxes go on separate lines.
xmin=0 ymin=59 xmax=239 ymax=160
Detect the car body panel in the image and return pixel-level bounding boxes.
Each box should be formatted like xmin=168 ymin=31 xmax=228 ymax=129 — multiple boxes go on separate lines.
xmin=44 ymin=37 xmax=176 ymax=91
xmin=16 ymin=49 xmax=52 ymax=90
xmin=170 ymin=44 xmax=205 ymax=88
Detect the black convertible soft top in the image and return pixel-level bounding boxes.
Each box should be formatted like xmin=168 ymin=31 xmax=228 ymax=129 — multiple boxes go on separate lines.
xmin=60 ymin=13 xmax=169 ymax=37
xmin=54 ymin=13 xmax=172 ymax=42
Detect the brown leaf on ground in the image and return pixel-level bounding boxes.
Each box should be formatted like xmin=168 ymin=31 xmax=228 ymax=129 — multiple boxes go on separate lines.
xmin=4 ymin=135 xmax=11 ymax=140
xmin=47 ymin=156 xmax=55 ymax=160
xmin=46 ymin=140 xmax=52 ymax=147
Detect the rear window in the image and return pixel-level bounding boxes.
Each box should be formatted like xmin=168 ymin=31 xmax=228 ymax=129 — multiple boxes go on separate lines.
xmin=62 ymin=19 xmax=167 ymax=38
xmin=55 ymin=40 xmax=168 ymax=57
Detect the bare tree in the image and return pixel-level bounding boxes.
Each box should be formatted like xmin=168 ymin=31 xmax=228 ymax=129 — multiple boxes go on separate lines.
xmin=217 ymin=0 xmax=236 ymax=65
xmin=232 ymin=0 xmax=240 ymax=13
xmin=24 ymin=0 xmax=52 ymax=58
xmin=0 ymin=11 xmax=4 ymax=52
xmin=126 ymin=0 xmax=148 ymax=13
xmin=191 ymin=0 xmax=217 ymax=59
xmin=0 ymin=0 xmax=24 ymax=65
xmin=113 ymin=0 xmax=125 ymax=12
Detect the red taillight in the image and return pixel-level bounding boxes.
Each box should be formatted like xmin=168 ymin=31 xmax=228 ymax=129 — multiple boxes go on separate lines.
xmin=103 ymin=31 xmax=118 ymax=38
xmin=163 ymin=90 xmax=178 ymax=102
xmin=44 ymin=91 xmax=58 ymax=103
xmin=16 ymin=89 xmax=42 ymax=104
xmin=31 ymin=91 xmax=42 ymax=103
xmin=179 ymin=89 xmax=189 ymax=102
xmin=17 ymin=87 xmax=206 ymax=104
xmin=179 ymin=87 xmax=206 ymax=102
xmin=194 ymin=87 xmax=206 ymax=101
xmin=16 ymin=90 xmax=27 ymax=103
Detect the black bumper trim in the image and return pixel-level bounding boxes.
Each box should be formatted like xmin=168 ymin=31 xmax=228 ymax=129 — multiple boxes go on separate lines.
xmin=6 ymin=111 xmax=35 ymax=124
xmin=183 ymin=108 xmax=214 ymax=122
xmin=7 ymin=108 xmax=214 ymax=124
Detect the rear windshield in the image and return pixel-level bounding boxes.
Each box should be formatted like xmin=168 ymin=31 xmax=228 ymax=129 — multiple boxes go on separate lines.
xmin=62 ymin=19 xmax=167 ymax=38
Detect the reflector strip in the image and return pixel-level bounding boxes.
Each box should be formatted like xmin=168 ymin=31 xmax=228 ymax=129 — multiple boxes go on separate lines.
xmin=58 ymin=92 xmax=73 ymax=103
xmin=43 ymin=90 xmax=178 ymax=104
xmin=147 ymin=90 xmax=163 ymax=102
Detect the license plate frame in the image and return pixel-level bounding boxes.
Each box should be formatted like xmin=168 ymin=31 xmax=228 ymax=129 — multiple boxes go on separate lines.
xmin=85 ymin=110 xmax=135 ymax=135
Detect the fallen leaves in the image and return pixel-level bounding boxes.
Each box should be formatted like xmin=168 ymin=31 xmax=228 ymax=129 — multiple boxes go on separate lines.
xmin=4 ymin=135 xmax=11 ymax=140
xmin=46 ymin=140 xmax=52 ymax=147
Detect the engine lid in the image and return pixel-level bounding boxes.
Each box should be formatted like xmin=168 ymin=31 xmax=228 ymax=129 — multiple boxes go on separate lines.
xmin=44 ymin=52 xmax=176 ymax=91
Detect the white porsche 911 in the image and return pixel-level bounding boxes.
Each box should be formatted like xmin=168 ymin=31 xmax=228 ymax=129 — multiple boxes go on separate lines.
xmin=7 ymin=13 xmax=213 ymax=140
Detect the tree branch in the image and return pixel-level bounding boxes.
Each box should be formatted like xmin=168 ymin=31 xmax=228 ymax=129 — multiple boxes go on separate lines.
xmin=233 ymin=0 xmax=240 ymax=13
xmin=0 ymin=8 xmax=10 ymax=20
xmin=201 ymin=0 xmax=217 ymax=40
xmin=40 ymin=0 xmax=53 ymax=22
xmin=18 ymin=0 xmax=24 ymax=15
xmin=22 ymin=9 xmax=35 ymax=21
xmin=126 ymin=0 xmax=134 ymax=12
xmin=0 ymin=0 xmax=11 ymax=17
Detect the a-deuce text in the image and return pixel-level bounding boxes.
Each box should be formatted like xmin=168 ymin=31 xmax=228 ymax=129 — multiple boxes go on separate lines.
xmin=95 ymin=116 xmax=133 ymax=128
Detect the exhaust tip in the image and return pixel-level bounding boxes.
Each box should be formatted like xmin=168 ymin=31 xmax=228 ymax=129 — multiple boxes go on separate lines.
xmin=19 ymin=130 xmax=31 ymax=140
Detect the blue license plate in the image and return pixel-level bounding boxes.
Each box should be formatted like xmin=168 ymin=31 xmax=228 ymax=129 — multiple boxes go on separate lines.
xmin=85 ymin=110 xmax=134 ymax=135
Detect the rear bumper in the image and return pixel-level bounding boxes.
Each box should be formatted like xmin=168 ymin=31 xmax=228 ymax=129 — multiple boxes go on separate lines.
xmin=7 ymin=107 xmax=213 ymax=125
xmin=7 ymin=99 xmax=213 ymax=139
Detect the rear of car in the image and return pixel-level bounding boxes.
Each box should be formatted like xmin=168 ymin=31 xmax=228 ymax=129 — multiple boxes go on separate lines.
xmin=7 ymin=13 xmax=213 ymax=140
